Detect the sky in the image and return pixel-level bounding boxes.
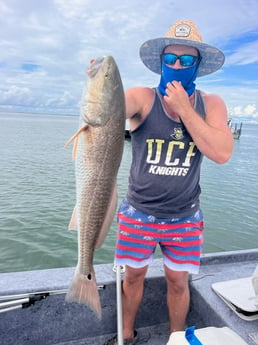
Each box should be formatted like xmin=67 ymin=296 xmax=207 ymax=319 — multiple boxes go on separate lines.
xmin=1 ymin=0 xmax=258 ymax=119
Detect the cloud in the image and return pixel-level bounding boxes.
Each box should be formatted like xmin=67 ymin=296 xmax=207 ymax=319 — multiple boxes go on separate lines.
xmin=226 ymin=41 xmax=258 ymax=65
xmin=0 ymin=0 xmax=12 ymax=15
xmin=0 ymin=85 xmax=34 ymax=106
xmin=45 ymin=90 xmax=77 ymax=108
xmin=54 ymin=0 xmax=92 ymax=19
xmin=1 ymin=0 xmax=258 ymax=116
xmin=229 ymin=104 xmax=258 ymax=118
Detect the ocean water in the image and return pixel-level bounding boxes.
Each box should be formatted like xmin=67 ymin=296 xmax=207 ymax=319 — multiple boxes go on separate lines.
xmin=0 ymin=112 xmax=257 ymax=273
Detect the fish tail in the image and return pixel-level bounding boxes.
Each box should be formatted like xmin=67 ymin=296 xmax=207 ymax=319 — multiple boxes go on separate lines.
xmin=65 ymin=266 xmax=101 ymax=319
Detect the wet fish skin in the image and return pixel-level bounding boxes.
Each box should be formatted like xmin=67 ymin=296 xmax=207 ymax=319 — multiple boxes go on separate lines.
xmin=65 ymin=56 xmax=125 ymax=318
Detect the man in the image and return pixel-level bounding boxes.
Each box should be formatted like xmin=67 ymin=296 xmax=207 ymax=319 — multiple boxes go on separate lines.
xmin=104 ymin=19 xmax=233 ymax=345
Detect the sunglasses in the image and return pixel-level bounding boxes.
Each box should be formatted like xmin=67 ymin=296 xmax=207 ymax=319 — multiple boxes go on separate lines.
xmin=163 ymin=53 xmax=199 ymax=67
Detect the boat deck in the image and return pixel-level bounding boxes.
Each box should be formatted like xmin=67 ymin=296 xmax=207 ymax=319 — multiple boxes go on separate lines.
xmin=0 ymin=249 xmax=258 ymax=345
xmin=57 ymin=322 xmax=169 ymax=345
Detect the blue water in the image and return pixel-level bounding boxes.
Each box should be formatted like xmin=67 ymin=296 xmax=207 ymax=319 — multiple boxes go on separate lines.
xmin=0 ymin=112 xmax=257 ymax=273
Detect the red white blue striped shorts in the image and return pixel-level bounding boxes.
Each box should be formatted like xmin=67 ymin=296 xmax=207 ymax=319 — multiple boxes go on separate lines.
xmin=114 ymin=199 xmax=204 ymax=274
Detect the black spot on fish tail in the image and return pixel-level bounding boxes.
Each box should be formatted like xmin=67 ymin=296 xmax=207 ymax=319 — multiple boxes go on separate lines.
xmin=65 ymin=267 xmax=101 ymax=318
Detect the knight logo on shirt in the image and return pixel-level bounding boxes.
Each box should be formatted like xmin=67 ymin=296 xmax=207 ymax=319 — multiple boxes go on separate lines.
xmin=170 ymin=128 xmax=184 ymax=140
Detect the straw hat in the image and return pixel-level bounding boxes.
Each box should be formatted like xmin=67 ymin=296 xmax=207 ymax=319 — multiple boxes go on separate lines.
xmin=139 ymin=19 xmax=225 ymax=77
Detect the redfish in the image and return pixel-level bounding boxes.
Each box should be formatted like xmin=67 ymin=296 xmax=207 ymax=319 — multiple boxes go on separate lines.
xmin=65 ymin=56 xmax=125 ymax=318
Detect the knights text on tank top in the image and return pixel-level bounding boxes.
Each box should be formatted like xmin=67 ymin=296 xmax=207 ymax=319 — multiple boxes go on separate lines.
xmin=126 ymin=88 xmax=206 ymax=218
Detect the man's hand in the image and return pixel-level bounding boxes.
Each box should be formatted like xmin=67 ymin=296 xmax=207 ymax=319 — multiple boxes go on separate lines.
xmin=163 ymin=81 xmax=193 ymax=118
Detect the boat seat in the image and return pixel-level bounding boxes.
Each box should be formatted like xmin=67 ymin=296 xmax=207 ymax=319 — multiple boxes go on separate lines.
xmin=166 ymin=326 xmax=249 ymax=345
xmin=211 ymin=265 xmax=258 ymax=321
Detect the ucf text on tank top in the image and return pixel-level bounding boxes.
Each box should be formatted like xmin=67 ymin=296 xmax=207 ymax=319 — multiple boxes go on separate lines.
xmin=127 ymin=88 xmax=206 ymax=218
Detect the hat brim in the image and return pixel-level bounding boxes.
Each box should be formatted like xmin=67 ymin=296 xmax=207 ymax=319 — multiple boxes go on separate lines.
xmin=139 ymin=37 xmax=225 ymax=77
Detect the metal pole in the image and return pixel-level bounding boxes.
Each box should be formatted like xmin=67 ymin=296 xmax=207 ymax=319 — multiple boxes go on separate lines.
xmin=116 ymin=265 xmax=123 ymax=345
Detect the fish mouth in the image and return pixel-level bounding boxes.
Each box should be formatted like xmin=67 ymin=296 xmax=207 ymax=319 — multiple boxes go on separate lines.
xmin=87 ymin=57 xmax=105 ymax=78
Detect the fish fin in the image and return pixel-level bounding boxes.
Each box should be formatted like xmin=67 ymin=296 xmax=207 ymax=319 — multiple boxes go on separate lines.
xmin=64 ymin=125 xmax=89 ymax=160
xmin=65 ymin=266 xmax=101 ymax=319
xmin=68 ymin=206 xmax=77 ymax=230
xmin=72 ymin=136 xmax=79 ymax=160
xmin=95 ymin=183 xmax=118 ymax=248
xmin=64 ymin=125 xmax=89 ymax=147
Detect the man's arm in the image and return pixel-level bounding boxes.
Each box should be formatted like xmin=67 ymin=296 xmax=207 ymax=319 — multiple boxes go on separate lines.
xmin=125 ymin=87 xmax=154 ymax=131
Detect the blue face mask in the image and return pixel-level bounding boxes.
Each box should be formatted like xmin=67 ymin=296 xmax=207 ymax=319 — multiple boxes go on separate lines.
xmin=158 ymin=61 xmax=199 ymax=97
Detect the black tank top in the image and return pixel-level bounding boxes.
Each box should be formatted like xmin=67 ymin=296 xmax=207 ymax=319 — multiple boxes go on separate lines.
xmin=126 ymin=88 xmax=206 ymax=218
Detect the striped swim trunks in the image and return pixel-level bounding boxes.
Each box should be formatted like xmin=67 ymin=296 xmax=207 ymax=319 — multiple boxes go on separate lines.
xmin=114 ymin=199 xmax=204 ymax=274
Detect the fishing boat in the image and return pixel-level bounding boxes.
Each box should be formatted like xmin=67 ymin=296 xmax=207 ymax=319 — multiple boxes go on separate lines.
xmin=232 ymin=122 xmax=243 ymax=139
xmin=0 ymin=249 xmax=258 ymax=345
xmin=227 ymin=118 xmax=243 ymax=139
